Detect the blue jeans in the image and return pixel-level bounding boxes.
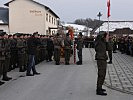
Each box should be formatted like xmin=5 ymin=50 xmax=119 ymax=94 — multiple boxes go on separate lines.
xmin=27 ymin=55 xmax=37 ymax=74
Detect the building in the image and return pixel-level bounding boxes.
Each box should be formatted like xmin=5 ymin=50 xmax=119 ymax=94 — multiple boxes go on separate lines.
xmin=5 ymin=0 xmax=60 ymax=35
xmin=95 ymin=21 xmax=133 ymax=36
xmin=0 ymin=7 xmax=9 ymax=33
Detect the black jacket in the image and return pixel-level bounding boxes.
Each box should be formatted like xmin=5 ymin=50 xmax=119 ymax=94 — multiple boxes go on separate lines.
xmin=27 ymin=37 xmax=41 ymax=55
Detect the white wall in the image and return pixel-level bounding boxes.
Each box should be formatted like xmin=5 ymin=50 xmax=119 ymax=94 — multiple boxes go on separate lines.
xmin=9 ymin=0 xmax=45 ymax=34
xmin=0 ymin=25 xmax=9 ymax=33
xmin=8 ymin=0 xmax=59 ymax=35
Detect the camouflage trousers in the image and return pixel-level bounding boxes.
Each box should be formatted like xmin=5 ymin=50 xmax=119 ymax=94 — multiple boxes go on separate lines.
xmin=108 ymin=51 xmax=112 ymax=61
xmin=54 ymin=48 xmax=61 ymax=63
xmin=64 ymin=49 xmax=71 ymax=63
xmin=97 ymin=60 xmax=107 ymax=89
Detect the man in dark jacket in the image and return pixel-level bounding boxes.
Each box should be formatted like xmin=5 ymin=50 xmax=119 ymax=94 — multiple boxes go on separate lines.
xmin=95 ymin=32 xmax=108 ymax=96
xmin=27 ymin=32 xmax=41 ymax=76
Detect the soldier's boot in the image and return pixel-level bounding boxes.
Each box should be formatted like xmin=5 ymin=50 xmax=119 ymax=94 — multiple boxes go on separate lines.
xmin=2 ymin=73 xmax=12 ymax=81
xmin=56 ymin=61 xmax=60 ymax=65
xmin=108 ymin=61 xmax=112 ymax=64
xmin=96 ymin=89 xmax=107 ymax=96
xmin=76 ymin=61 xmax=82 ymax=65
xmin=0 ymin=81 xmax=5 ymax=86
xmin=65 ymin=61 xmax=70 ymax=65
xmin=19 ymin=66 xmax=25 ymax=72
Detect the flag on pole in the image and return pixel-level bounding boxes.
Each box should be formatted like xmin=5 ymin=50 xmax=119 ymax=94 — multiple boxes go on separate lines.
xmin=107 ymin=0 xmax=111 ymax=17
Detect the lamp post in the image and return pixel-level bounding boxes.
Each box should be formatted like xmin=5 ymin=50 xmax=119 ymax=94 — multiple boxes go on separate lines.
xmin=97 ymin=12 xmax=102 ymax=33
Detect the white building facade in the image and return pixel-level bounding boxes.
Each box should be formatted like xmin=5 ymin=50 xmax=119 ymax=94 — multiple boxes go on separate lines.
xmin=5 ymin=0 xmax=60 ymax=35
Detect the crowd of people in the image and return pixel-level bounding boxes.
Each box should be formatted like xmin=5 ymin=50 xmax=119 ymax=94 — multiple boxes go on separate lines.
xmin=0 ymin=32 xmax=52 ymax=85
xmin=1 ymin=30 xmax=133 ymax=96
xmin=0 ymin=31 xmax=84 ymax=86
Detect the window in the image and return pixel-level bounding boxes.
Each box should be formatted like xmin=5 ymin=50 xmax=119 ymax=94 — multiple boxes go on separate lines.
xmin=49 ymin=15 xmax=51 ymax=23
xmin=46 ymin=14 xmax=48 ymax=21
xmin=54 ymin=19 xmax=55 ymax=25
xmin=52 ymin=17 xmax=53 ymax=24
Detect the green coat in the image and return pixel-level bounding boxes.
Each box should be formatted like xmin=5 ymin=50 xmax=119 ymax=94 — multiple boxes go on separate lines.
xmin=95 ymin=35 xmax=108 ymax=60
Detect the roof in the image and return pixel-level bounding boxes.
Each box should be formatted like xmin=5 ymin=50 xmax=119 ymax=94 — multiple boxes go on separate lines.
xmin=64 ymin=24 xmax=92 ymax=31
xmin=96 ymin=21 xmax=133 ymax=32
xmin=4 ymin=0 xmax=59 ymax=18
xmin=0 ymin=7 xmax=9 ymax=25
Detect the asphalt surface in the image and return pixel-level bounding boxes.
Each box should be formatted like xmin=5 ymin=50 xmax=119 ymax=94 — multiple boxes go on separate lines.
xmin=0 ymin=48 xmax=133 ymax=100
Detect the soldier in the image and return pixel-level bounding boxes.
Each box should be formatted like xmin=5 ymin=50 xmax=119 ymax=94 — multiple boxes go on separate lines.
xmin=47 ymin=36 xmax=54 ymax=62
xmin=76 ymin=32 xmax=83 ymax=65
xmin=2 ymin=32 xmax=12 ymax=81
xmin=40 ymin=35 xmax=47 ymax=61
xmin=0 ymin=34 xmax=5 ymax=85
xmin=107 ymin=36 xmax=113 ymax=64
xmin=64 ymin=33 xmax=73 ymax=65
xmin=10 ymin=34 xmax=18 ymax=70
xmin=113 ymin=36 xmax=117 ymax=53
xmin=53 ymin=33 xmax=62 ymax=65
xmin=95 ymin=32 xmax=108 ymax=96
xmin=17 ymin=34 xmax=26 ymax=72
xmin=23 ymin=34 xmax=28 ymax=70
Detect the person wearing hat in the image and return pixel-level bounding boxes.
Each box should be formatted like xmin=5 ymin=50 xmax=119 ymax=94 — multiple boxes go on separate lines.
xmin=1 ymin=32 xmax=12 ymax=81
xmin=53 ymin=33 xmax=62 ymax=65
xmin=0 ymin=33 xmax=5 ymax=85
xmin=95 ymin=32 xmax=108 ymax=96
xmin=26 ymin=32 xmax=41 ymax=76
xmin=64 ymin=33 xmax=73 ymax=65
xmin=46 ymin=36 xmax=54 ymax=62
xmin=76 ymin=32 xmax=83 ymax=65
xmin=17 ymin=33 xmax=26 ymax=72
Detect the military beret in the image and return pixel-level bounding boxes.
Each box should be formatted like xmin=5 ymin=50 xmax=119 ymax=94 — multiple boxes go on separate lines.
xmin=79 ymin=32 xmax=83 ymax=36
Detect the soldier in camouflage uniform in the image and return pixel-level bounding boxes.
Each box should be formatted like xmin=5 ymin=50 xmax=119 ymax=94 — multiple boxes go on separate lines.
xmin=47 ymin=36 xmax=54 ymax=62
xmin=76 ymin=32 xmax=83 ymax=65
xmin=53 ymin=33 xmax=62 ymax=65
xmin=64 ymin=33 xmax=73 ymax=65
xmin=2 ymin=32 xmax=12 ymax=81
xmin=17 ymin=34 xmax=26 ymax=72
xmin=0 ymin=34 xmax=5 ymax=85
xmin=23 ymin=34 xmax=28 ymax=70
xmin=10 ymin=34 xmax=18 ymax=70
xmin=95 ymin=32 xmax=108 ymax=96
xmin=107 ymin=36 xmax=113 ymax=64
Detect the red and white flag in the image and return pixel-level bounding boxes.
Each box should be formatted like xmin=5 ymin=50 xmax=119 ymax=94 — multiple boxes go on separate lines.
xmin=107 ymin=0 xmax=111 ymax=17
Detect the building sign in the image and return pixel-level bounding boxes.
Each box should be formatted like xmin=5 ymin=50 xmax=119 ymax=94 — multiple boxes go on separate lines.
xmin=30 ymin=10 xmax=42 ymax=16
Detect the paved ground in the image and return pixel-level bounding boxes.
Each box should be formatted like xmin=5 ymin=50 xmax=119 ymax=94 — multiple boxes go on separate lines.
xmin=0 ymin=48 xmax=133 ymax=100
xmin=90 ymin=48 xmax=133 ymax=95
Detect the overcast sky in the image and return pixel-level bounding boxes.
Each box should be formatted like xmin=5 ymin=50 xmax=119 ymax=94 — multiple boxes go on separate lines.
xmin=1 ymin=0 xmax=133 ymax=22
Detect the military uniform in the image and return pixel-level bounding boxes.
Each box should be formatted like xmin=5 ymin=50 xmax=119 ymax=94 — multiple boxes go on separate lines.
xmin=23 ymin=38 xmax=28 ymax=69
xmin=0 ymin=37 xmax=5 ymax=85
xmin=17 ymin=37 xmax=26 ymax=72
xmin=76 ymin=33 xmax=83 ymax=65
xmin=53 ymin=34 xmax=62 ymax=65
xmin=47 ymin=37 xmax=54 ymax=62
xmin=64 ymin=34 xmax=73 ymax=65
xmin=2 ymin=34 xmax=12 ymax=81
xmin=107 ymin=38 xmax=113 ymax=64
xmin=10 ymin=37 xmax=18 ymax=69
xmin=95 ymin=33 xmax=108 ymax=96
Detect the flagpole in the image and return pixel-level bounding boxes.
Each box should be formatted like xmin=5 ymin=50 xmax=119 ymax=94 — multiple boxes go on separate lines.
xmin=108 ymin=17 xmax=109 ymax=35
